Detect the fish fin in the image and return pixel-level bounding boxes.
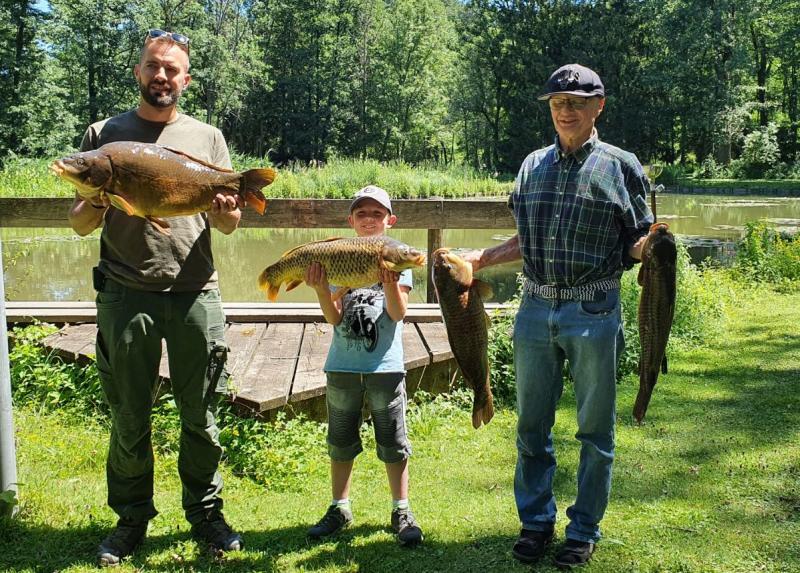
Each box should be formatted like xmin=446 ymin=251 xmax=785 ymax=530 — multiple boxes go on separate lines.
xmin=331 ymin=287 xmax=351 ymax=302
xmin=241 ymin=168 xmax=276 ymax=215
xmin=473 ymin=279 xmax=494 ymax=301
xmin=106 ymin=194 xmax=136 ymax=216
xmin=257 ymin=269 xmax=280 ymax=301
xmin=285 ymin=279 xmax=303 ymax=292
xmin=483 ymin=311 xmax=492 ymax=328
xmin=383 ymin=260 xmax=399 ymax=271
xmin=160 ymin=145 xmax=235 ymax=172
xmin=146 ymin=216 xmax=171 ymax=236
xmin=661 ymin=355 xmax=668 ymax=374
xmin=637 ymin=263 xmax=646 ymax=286
xmin=280 ymin=237 xmax=344 ymax=258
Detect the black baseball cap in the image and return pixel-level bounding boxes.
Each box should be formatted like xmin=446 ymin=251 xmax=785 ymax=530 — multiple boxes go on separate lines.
xmin=537 ymin=64 xmax=605 ymax=100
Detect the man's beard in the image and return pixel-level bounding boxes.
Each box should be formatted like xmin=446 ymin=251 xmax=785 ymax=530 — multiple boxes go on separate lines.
xmin=139 ymin=80 xmax=182 ymax=108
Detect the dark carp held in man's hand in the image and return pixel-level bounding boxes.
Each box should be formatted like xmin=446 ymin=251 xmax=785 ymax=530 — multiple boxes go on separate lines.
xmin=432 ymin=248 xmax=495 ymax=429
xmin=51 ymin=141 xmax=276 ymax=235
xmin=258 ymin=236 xmax=426 ymax=302
xmin=634 ymin=222 xmax=677 ymax=423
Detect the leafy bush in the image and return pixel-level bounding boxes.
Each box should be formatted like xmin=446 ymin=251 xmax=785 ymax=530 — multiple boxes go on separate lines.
xmin=738 ymin=123 xmax=781 ymax=178
xmin=732 ymin=221 xmax=800 ymax=290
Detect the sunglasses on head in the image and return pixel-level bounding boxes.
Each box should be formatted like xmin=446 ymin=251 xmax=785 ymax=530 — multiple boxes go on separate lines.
xmin=145 ymin=29 xmax=190 ymax=52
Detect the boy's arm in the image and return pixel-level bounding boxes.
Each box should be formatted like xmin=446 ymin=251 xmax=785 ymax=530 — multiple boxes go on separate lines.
xmin=305 ymin=262 xmax=343 ymax=325
xmin=381 ymin=268 xmax=409 ymax=322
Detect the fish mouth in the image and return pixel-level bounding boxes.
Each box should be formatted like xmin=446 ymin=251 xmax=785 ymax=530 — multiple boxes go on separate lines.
xmin=49 ymin=160 xmax=65 ymax=176
xmin=413 ymin=254 xmax=427 ymax=266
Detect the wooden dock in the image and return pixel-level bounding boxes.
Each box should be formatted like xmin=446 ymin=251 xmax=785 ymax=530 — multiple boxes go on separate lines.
xmin=7 ymin=302 xmax=509 ymax=418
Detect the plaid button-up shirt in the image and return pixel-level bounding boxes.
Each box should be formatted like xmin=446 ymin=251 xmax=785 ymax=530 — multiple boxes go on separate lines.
xmin=508 ymin=131 xmax=654 ymax=287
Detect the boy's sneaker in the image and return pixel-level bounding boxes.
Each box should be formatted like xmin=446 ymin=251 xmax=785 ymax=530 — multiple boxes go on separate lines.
xmin=190 ymin=509 xmax=243 ymax=552
xmin=391 ymin=508 xmax=423 ymax=547
xmin=308 ymin=504 xmax=354 ymax=539
xmin=97 ymin=517 xmax=148 ymax=567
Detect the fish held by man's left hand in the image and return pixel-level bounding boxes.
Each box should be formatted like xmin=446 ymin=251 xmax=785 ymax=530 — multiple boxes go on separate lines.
xmin=51 ymin=141 xmax=276 ymax=235
xmin=634 ymin=222 xmax=677 ymax=423
xmin=432 ymin=248 xmax=495 ymax=429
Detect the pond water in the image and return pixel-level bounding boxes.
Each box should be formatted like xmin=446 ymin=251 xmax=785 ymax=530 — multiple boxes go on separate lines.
xmin=2 ymin=194 xmax=799 ymax=303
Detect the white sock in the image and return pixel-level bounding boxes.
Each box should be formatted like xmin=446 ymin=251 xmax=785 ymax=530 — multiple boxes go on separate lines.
xmin=392 ymin=498 xmax=409 ymax=510
xmin=332 ymin=498 xmax=351 ymax=509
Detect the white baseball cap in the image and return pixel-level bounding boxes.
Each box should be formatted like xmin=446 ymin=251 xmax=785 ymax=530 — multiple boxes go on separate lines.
xmin=350 ymin=185 xmax=392 ymax=214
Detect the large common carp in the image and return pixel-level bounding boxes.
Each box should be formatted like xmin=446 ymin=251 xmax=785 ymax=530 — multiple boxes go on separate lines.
xmin=431 ymin=248 xmax=495 ymax=429
xmin=51 ymin=141 xmax=276 ymax=235
xmin=634 ymin=223 xmax=677 ymax=423
xmin=258 ymin=236 xmax=426 ymax=301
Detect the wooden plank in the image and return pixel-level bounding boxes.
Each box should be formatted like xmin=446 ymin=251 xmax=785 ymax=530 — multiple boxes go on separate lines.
xmin=224 ymin=323 xmax=267 ymax=380
xmin=42 ymin=323 xmax=97 ymax=361
xmin=0 ymin=198 xmax=517 ymax=230
xmin=6 ymin=301 xmax=513 ymax=325
xmin=403 ymin=322 xmax=431 ymax=371
xmin=426 ymin=229 xmax=442 ymax=303
xmin=233 ymin=322 xmax=304 ymax=412
xmin=416 ymin=322 xmax=454 ymax=363
xmin=147 ymin=341 xmax=171 ymax=382
xmin=289 ymin=323 xmax=333 ymax=403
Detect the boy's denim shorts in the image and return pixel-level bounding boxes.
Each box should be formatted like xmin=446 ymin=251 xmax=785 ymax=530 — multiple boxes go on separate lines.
xmin=325 ymin=371 xmax=412 ymax=463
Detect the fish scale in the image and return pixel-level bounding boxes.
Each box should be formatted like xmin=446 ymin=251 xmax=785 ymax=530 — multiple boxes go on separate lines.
xmin=634 ymin=223 xmax=677 ymax=423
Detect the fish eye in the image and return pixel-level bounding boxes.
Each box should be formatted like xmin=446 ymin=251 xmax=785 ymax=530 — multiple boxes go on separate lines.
xmin=76 ymin=157 xmax=86 ymax=166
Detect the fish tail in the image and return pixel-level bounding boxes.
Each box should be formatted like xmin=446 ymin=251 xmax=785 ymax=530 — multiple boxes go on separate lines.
xmin=241 ymin=168 xmax=276 ymax=215
xmin=472 ymin=390 xmax=495 ymax=429
xmin=257 ymin=268 xmax=281 ymax=302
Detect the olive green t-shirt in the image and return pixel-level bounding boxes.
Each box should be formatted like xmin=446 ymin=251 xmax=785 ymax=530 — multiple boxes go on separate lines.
xmin=81 ymin=110 xmax=232 ymax=291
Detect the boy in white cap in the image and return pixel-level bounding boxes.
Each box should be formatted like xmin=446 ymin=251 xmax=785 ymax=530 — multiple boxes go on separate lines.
xmin=304 ymin=185 xmax=423 ymax=547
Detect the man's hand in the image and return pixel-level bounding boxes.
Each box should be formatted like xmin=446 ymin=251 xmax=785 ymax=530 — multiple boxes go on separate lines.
xmin=208 ymin=193 xmax=243 ymax=234
xmin=460 ymin=250 xmax=486 ymax=274
xmin=629 ymin=234 xmax=648 ymax=261
xmin=210 ymin=193 xmax=242 ymax=215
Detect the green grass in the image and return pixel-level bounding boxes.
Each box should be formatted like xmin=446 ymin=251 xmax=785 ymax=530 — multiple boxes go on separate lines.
xmin=2 ymin=288 xmax=799 ymax=572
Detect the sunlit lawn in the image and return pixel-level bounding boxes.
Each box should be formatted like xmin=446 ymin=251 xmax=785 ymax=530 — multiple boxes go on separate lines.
xmin=1 ymin=289 xmax=799 ymax=572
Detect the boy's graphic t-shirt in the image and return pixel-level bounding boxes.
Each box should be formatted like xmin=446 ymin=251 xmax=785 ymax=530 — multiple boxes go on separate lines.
xmin=324 ymin=269 xmax=413 ymax=374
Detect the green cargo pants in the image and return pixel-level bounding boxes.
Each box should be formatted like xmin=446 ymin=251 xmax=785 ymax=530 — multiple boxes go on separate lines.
xmin=94 ymin=277 xmax=229 ymax=525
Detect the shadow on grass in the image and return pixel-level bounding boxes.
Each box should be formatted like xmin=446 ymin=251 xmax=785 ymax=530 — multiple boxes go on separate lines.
xmin=0 ymin=519 xmax=568 ymax=572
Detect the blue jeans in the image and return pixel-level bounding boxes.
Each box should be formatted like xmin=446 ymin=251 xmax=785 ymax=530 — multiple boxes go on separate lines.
xmin=513 ymin=289 xmax=623 ymax=544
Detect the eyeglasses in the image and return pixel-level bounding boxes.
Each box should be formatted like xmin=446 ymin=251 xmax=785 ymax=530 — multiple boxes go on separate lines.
xmin=145 ymin=29 xmax=190 ymax=52
xmin=548 ymin=97 xmax=593 ymax=111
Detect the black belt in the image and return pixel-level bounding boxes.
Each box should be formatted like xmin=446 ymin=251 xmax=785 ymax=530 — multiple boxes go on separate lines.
xmin=522 ymin=277 xmax=620 ymax=302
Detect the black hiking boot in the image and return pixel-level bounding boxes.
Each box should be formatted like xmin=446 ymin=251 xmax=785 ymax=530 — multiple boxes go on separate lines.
xmin=97 ymin=517 xmax=148 ymax=567
xmin=554 ymin=539 xmax=595 ymax=569
xmin=307 ymin=504 xmax=354 ymax=539
xmin=391 ymin=507 xmax=423 ymax=547
xmin=190 ymin=509 xmax=243 ymax=552
xmin=511 ymin=528 xmax=554 ymax=564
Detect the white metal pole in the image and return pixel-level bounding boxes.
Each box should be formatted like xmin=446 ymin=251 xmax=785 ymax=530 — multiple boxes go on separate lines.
xmin=0 ymin=236 xmax=19 ymax=518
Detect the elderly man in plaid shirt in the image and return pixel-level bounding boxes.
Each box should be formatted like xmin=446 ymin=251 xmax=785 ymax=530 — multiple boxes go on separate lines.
xmin=464 ymin=64 xmax=653 ymax=569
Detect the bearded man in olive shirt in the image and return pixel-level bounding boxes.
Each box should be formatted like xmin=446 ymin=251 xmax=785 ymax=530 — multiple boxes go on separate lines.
xmin=68 ymin=30 xmax=244 ymax=567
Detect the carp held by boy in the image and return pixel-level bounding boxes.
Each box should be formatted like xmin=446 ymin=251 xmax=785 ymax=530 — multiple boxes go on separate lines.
xmin=634 ymin=222 xmax=678 ymax=423
xmin=431 ymin=248 xmax=495 ymax=429
xmin=258 ymin=236 xmax=426 ymax=302
xmin=50 ymin=141 xmax=276 ymax=235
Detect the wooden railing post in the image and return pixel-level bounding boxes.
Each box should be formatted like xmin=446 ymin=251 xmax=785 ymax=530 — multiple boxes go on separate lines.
xmin=426 ymin=228 xmax=442 ymax=303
